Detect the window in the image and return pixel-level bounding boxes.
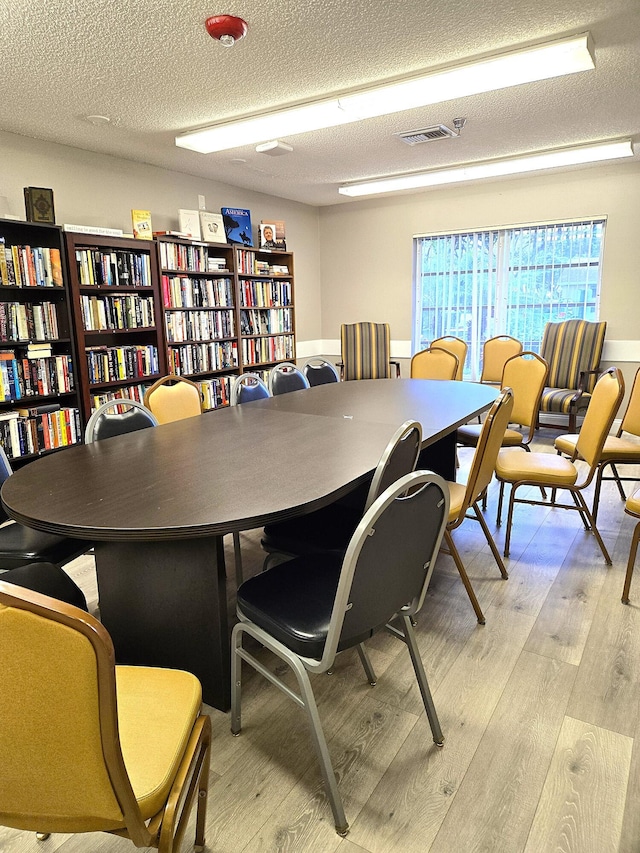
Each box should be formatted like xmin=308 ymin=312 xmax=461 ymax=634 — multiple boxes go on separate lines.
xmin=413 ymin=219 xmax=606 ymax=378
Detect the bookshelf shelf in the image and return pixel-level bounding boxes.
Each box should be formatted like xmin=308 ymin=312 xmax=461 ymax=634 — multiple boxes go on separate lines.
xmin=0 ymin=218 xmax=83 ymax=464
xmin=65 ymin=231 xmax=167 ymax=420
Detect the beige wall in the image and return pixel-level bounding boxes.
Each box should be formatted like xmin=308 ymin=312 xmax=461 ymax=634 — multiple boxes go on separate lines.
xmin=0 ymin=130 xmax=322 ymax=345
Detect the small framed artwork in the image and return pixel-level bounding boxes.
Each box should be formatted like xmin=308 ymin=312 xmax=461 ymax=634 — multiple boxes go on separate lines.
xmin=24 ymin=187 xmax=56 ymax=224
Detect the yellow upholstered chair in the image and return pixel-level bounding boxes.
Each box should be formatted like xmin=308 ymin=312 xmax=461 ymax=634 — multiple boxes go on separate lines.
xmin=555 ymin=366 xmax=640 ymax=523
xmin=622 ymin=488 xmax=640 ymax=604
xmin=410 ymin=346 xmax=459 ymax=380
xmin=442 ymin=388 xmax=514 ymax=624
xmin=479 ymin=335 xmax=523 ymax=384
xmin=430 ymin=336 xmax=467 ymax=380
xmin=538 ymin=319 xmax=607 ymax=432
xmin=0 ymin=581 xmax=211 ymax=853
xmin=496 ymin=367 xmax=624 ymax=563
xmin=339 ymin=322 xmax=401 ymax=380
xmin=144 ymin=374 xmax=203 ymax=424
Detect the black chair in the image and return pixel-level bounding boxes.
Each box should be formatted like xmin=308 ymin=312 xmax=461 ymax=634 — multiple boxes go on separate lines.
xmin=268 ymin=362 xmax=310 ymax=395
xmin=231 ymin=373 xmax=270 ymax=405
xmin=84 ymin=398 xmax=159 ymax=443
xmin=0 ymin=446 xmax=91 ymax=609
xmin=261 ymin=419 xmax=422 ymax=570
xmin=232 ymin=469 xmax=450 ymax=835
xmin=303 ymin=358 xmax=340 ymax=387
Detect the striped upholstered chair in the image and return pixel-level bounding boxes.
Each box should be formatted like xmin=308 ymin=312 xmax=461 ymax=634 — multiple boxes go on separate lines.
xmin=338 ymin=322 xmax=401 ymax=380
xmin=538 ymin=319 xmax=607 ymax=432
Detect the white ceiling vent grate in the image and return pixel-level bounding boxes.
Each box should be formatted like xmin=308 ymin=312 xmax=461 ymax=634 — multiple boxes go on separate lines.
xmin=396 ymin=124 xmax=460 ymax=145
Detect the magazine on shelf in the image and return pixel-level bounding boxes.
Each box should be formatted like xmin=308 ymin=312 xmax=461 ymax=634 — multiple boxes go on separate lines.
xmin=221 ymin=207 xmax=252 ymax=246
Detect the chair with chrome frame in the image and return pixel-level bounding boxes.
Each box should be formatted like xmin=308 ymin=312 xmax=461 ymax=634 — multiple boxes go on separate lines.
xmin=231 ymin=373 xmax=270 ymax=405
xmin=430 ymin=336 xmax=467 ymax=380
xmin=143 ymin=375 xmax=203 ymax=424
xmin=85 ymin=398 xmax=159 ymax=443
xmin=410 ymin=346 xmax=459 ymax=380
xmin=268 ymin=361 xmax=310 ymax=395
xmin=302 ymin=358 xmax=340 ymax=387
xmin=496 ymin=367 xmax=624 ymax=563
xmin=479 ymin=335 xmax=523 ymax=384
xmin=0 ymin=581 xmax=211 ymax=853
xmin=232 ymin=469 xmax=449 ymax=836
xmin=338 ymin=322 xmax=401 ymax=380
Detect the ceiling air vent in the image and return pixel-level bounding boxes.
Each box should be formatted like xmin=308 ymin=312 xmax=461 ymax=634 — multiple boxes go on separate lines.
xmin=396 ymin=124 xmax=460 ymax=145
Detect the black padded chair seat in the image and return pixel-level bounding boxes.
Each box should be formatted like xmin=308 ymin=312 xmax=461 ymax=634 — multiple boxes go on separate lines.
xmin=1 ymin=561 xmax=88 ymax=610
xmin=262 ymin=503 xmax=362 ymax=558
xmin=0 ymin=524 xmax=92 ymax=572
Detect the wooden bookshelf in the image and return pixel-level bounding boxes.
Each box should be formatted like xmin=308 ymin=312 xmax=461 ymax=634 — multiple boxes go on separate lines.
xmin=64 ymin=232 xmax=167 ymax=422
xmin=156 ymin=236 xmax=239 ymax=410
xmin=0 ymin=218 xmax=83 ymax=463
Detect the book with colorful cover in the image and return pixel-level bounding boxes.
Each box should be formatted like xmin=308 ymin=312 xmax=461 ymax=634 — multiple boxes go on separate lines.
xmin=199 ymin=211 xmax=227 ymax=244
xmin=221 ymin=207 xmax=252 ymax=246
xmin=261 ymin=219 xmax=286 ymax=250
xmin=131 ymin=209 xmax=153 ymax=240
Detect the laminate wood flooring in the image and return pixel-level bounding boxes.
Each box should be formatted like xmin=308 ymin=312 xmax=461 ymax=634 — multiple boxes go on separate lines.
xmin=2 ymin=429 xmax=639 ymax=853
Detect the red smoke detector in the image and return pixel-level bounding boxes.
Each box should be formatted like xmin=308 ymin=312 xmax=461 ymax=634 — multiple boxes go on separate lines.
xmin=205 ymin=15 xmax=248 ymax=47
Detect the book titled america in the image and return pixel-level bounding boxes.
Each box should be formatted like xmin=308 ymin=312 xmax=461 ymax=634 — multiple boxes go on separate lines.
xmin=221 ymin=207 xmax=252 ymax=246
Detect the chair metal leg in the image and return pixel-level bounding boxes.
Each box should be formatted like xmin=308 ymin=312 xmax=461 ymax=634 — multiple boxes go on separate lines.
xmin=356 ymin=643 xmax=377 ymax=685
xmin=444 ymin=530 xmax=485 ymax=624
xmin=471 ymin=501 xmax=508 ymax=579
xmin=610 ymin=462 xmax=628 ymax=502
xmin=623 ymin=521 xmax=640 ymax=603
xmin=400 ymin=614 xmax=444 ymax=745
xmin=570 ymin=489 xmax=591 ymax=530
xmin=496 ymin=480 xmax=506 ymax=526
xmin=230 ymin=624 xmax=243 ymax=736
xmin=503 ymin=483 xmax=518 ymax=558
xmin=233 ymin=531 xmax=243 ymax=587
xmin=574 ymin=490 xmax=612 ymax=565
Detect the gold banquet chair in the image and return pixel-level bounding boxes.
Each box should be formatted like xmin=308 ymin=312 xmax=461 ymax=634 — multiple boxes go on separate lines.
xmin=430 ymin=335 xmax=467 ymax=380
xmin=622 ymin=487 xmax=640 ymax=604
xmin=338 ymin=322 xmax=401 ymax=380
xmin=496 ymin=367 xmax=624 ymax=563
xmin=0 ymin=581 xmax=211 ymax=853
xmin=144 ymin=374 xmax=203 ymax=424
xmin=479 ymin=335 xmax=523 ymax=384
xmin=410 ymin=346 xmax=459 ymax=380
xmin=555 ymin=366 xmax=640 ymax=523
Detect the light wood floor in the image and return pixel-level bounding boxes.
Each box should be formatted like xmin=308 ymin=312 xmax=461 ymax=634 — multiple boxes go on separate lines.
xmin=3 ymin=430 xmax=640 ymax=853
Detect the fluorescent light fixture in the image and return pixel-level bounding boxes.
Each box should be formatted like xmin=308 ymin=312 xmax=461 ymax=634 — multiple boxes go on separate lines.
xmin=338 ymin=140 xmax=634 ymax=197
xmin=176 ymin=33 xmax=594 ymax=154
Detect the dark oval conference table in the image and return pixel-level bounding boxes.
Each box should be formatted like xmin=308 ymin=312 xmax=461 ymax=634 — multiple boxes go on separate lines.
xmin=2 ymin=378 xmax=498 ymax=710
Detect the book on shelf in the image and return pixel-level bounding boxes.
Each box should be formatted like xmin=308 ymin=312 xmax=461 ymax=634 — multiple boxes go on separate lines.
xmin=221 ymin=207 xmax=252 ymax=246
xmin=178 ymin=209 xmax=201 ymax=241
xmin=199 ymin=211 xmax=227 ymax=244
xmin=131 ymin=209 xmax=153 ymax=240
xmin=24 ymin=187 xmax=56 ymax=224
xmin=260 ymin=220 xmax=286 ymax=250
xmin=153 ymin=230 xmax=189 ymax=238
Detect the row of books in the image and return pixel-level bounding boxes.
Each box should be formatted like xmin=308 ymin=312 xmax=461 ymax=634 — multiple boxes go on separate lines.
xmin=196 ymin=375 xmax=232 ymax=410
xmin=254 ymin=260 xmax=289 ymax=276
xmin=0 ymin=301 xmax=59 ymax=342
xmin=75 ymin=249 xmax=152 ymax=288
xmin=235 ymin=249 xmax=288 ymax=276
xmin=89 ymin=384 xmax=151 ymax=411
xmin=168 ymin=341 xmax=239 ymax=375
xmin=240 ymin=307 xmax=293 ymax=336
xmin=158 ymin=241 xmax=228 ymax=274
xmin=165 ymin=309 xmax=235 ymax=343
xmin=0 ymin=405 xmax=81 ymax=460
xmin=241 ymin=335 xmax=294 ymax=366
xmin=161 ymin=275 xmax=234 ymax=309
xmin=85 ymin=345 xmax=160 ymax=384
xmin=79 ymin=294 xmax=156 ymax=332
xmin=0 ymin=352 xmax=75 ymax=401
xmin=0 ymin=240 xmax=64 ymax=288
xmin=239 ymin=280 xmax=292 ymax=309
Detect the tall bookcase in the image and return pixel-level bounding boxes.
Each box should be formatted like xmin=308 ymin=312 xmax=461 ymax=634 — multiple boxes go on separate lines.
xmin=157 ymin=236 xmax=239 ymax=409
xmin=0 ymin=218 xmax=83 ymax=464
xmin=64 ymin=232 xmax=167 ymax=423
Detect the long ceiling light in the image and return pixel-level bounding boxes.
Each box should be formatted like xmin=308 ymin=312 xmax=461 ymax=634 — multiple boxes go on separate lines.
xmin=337 ymin=139 xmax=634 ymax=197
xmin=176 ymin=33 xmax=594 ymax=154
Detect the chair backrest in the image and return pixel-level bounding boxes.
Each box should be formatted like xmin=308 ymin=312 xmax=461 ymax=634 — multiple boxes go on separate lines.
xmin=455 ymin=389 xmax=514 ymax=520
xmin=84 ymin=398 xmax=159 ymax=443
xmin=540 ymin=319 xmax=607 ymax=393
xmin=410 ymin=347 xmax=459 ymax=380
xmin=303 ymin=358 xmax=340 ymax=387
xmin=364 ymin=420 xmax=422 ymax=511
xmin=143 ymin=375 xmax=202 ymax=424
xmin=268 ymin=362 xmax=310 ymax=395
xmin=0 ymin=581 xmax=147 ymax=838
xmin=501 ymin=352 xmax=548 ymax=436
xmin=480 ymin=335 xmax=523 ymax=383
xmin=231 ymin=373 xmax=270 ymax=405
xmin=340 ymin=322 xmax=392 ymax=380
xmin=575 ymin=367 xmax=625 ymax=471
xmin=619 ymin=367 xmax=640 ymax=438
xmin=318 ymin=471 xmax=449 ymax=667
xmin=431 ymin=336 xmax=467 ymax=380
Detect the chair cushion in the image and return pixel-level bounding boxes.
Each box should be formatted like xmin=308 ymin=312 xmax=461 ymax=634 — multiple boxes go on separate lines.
xmin=458 ymin=424 xmax=524 ymax=448
xmin=262 ymin=503 xmax=361 ymax=557
xmin=0 ymin=523 xmax=92 ymax=571
xmin=556 ymin=433 xmax=640 ymax=463
xmin=1 ymin=562 xmax=87 ymax=610
xmin=237 ymin=554 xmax=343 ymax=659
xmin=539 ymin=387 xmax=591 ymax=415
xmin=496 ymin=449 xmax=578 ymax=486
xmin=116 ymin=665 xmax=202 ymax=820
xmin=626 ymin=489 xmax=640 ymax=518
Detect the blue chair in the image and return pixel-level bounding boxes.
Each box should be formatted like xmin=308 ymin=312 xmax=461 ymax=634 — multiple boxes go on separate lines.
xmin=268 ymin=362 xmax=310 ymax=395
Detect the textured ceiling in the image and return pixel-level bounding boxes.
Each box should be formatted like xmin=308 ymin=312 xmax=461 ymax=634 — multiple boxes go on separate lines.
xmin=2 ymin=0 xmax=639 ymax=206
